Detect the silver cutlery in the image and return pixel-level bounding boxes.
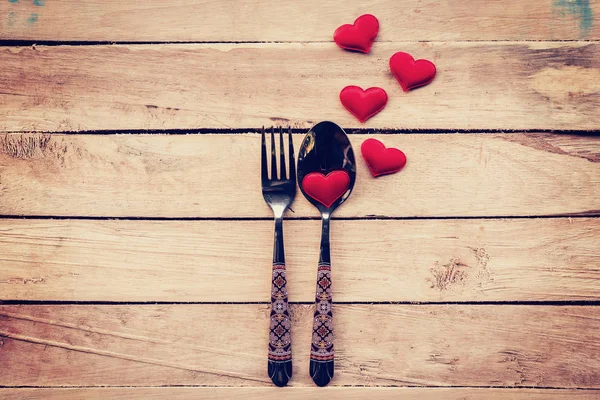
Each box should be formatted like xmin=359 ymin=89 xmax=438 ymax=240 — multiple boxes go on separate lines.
xmin=297 ymin=121 xmax=356 ymax=386
xmin=261 ymin=126 xmax=296 ymax=387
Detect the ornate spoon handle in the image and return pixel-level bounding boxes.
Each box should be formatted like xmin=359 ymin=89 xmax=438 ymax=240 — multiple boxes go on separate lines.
xmin=310 ymin=216 xmax=334 ymax=386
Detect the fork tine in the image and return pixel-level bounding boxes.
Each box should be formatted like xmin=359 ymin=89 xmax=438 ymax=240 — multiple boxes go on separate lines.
xmin=279 ymin=127 xmax=287 ymax=180
xmin=261 ymin=126 xmax=268 ymax=181
xmin=288 ymin=126 xmax=296 ymax=182
xmin=270 ymin=126 xmax=277 ymax=180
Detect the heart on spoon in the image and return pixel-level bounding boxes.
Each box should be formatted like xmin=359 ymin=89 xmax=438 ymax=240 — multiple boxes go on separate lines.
xmin=340 ymin=86 xmax=388 ymax=123
xmin=333 ymin=14 xmax=379 ymax=54
xmin=301 ymin=170 xmax=350 ymax=208
xmin=389 ymin=51 xmax=436 ymax=92
xmin=361 ymin=138 xmax=407 ymax=177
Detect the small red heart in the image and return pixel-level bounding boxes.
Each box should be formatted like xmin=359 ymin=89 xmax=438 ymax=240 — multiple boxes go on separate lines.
xmin=333 ymin=14 xmax=379 ymax=54
xmin=389 ymin=52 xmax=436 ymax=92
xmin=340 ymin=86 xmax=388 ymax=123
xmin=302 ymin=170 xmax=350 ymax=208
xmin=361 ymin=138 xmax=407 ymax=177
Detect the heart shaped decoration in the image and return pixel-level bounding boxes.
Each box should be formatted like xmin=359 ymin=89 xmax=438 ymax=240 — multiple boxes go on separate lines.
xmin=340 ymin=86 xmax=388 ymax=123
xmin=361 ymin=138 xmax=407 ymax=177
xmin=301 ymin=170 xmax=351 ymax=208
xmin=333 ymin=14 xmax=379 ymax=54
xmin=389 ymin=52 xmax=436 ymax=92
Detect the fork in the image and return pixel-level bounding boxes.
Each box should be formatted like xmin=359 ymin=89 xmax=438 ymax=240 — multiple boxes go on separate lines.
xmin=262 ymin=126 xmax=296 ymax=387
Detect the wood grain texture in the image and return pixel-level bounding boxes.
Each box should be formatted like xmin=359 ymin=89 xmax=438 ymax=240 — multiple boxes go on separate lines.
xmin=0 ymin=305 xmax=598 ymax=387
xmin=1 ymin=0 xmax=599 ymax=41
xmin=0 ymin=133 xmax=598 ymax=218
xmin=1 ymin=387 xmax=599 ymax=400
xmin=1 ymin=218 xmax=598 ymax=302
xmin=1 ymin=42 xmax=599 ymax=131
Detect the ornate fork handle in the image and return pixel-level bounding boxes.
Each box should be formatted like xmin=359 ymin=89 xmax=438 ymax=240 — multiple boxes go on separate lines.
xmin=269 ymin=264 xmax=292 ymax=386
xmin=267 ymin=216 xmax=293 ymax=386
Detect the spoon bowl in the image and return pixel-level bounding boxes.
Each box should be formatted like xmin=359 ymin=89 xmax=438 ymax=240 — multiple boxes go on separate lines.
xmin=298 ymin=121 xmax=356 ymax=214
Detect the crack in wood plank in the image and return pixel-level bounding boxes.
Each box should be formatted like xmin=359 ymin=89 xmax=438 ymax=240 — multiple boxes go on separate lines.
xmin=0 ymin=331 xmax=267 ymax=384
xmin=0 ymin=311 xmax=261 ymax=359
xmin=498 ymin=133 xmax=600 ymax=163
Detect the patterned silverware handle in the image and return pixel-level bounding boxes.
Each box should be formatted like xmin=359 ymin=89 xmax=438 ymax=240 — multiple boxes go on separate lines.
xmin=310 ymin=262 xmax=334 ymax=386
xmin=310 ymin=216 xmax=334 ymax=386
xmin=268 ymin=262 xmax=292 ymax=386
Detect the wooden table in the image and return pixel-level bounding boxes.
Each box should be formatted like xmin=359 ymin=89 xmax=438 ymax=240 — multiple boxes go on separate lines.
xmin=1 ymin=1 xmax=599 ymax=399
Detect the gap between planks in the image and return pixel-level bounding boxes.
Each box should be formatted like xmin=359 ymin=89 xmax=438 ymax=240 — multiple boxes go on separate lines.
xmin=1 ymin=301 xmax=600 ymax=306
xmin=0 ymin=215 xmax=599 ymax=221
xmin=2 ymin=40 xmax=600 ymax=47
xmin=1 ymin=128 xmax=600 ymax=135
xmin=1 ymin=387 xmax=599 ymax=400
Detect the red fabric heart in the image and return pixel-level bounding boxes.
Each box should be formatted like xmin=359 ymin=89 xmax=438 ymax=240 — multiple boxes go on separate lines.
xmin=302 ymin=170 xmax=350 ymax=208
xmin=389 ymin=52 xmax=436 ymax=92
xmin=340 ymin=86 xmax=388 ymax=123
xmin=361 ymin=138 xmax=407 ymax=177
xmin=333 ymin=14 xmax=379 ymax=54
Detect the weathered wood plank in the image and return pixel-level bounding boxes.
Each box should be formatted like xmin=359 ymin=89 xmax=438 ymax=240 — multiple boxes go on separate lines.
xmin=1 ymin=387 xmax=598 ymax=400
xmin=0 ymin=133 xmax=598 ymax=218
xmin=1 ymin=43 xmax=599 ymax=131
xmin=1 ymin=218 xmax=598 ymax=302
xmin=0 ymin=0 xmax=598 ymax=42
xmin=0 ymin=305 xmax=598 ymax=387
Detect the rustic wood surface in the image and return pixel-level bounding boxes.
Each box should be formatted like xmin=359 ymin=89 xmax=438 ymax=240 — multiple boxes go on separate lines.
xmin=0 ymin=42 xmax=599 ymax=132
xmin=0 ymin=218 xmax=598 ymax=302
xmin=0 ymin=133 xmax=598 ymax=218
xmin=1 ymin=388 xmax=599 ymax=400
xmin=0 ymin=0 xmax=598 ymax=41
xmin=0 ymin=0 xmax=599 ymax=398
xmin=1 ymin=305 xmax=599 ymax=387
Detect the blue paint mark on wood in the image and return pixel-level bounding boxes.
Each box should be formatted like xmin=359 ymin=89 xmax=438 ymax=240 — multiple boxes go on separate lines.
xmin=554 ymin=0 xmax=593 ymax=35
xmin=26 ymin=12 xmax=38 ymax=23
xmin=7 ymin=10 xmax=15 ymax=26
xmin=7 ymin=0 xmax=19 ymax=3
xmin=33 ymin=0 xmax=44 ymax=6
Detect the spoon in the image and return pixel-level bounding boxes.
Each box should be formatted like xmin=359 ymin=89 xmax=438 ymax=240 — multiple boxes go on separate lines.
xmin=297 ymin=121 xmax=356 ymax=387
